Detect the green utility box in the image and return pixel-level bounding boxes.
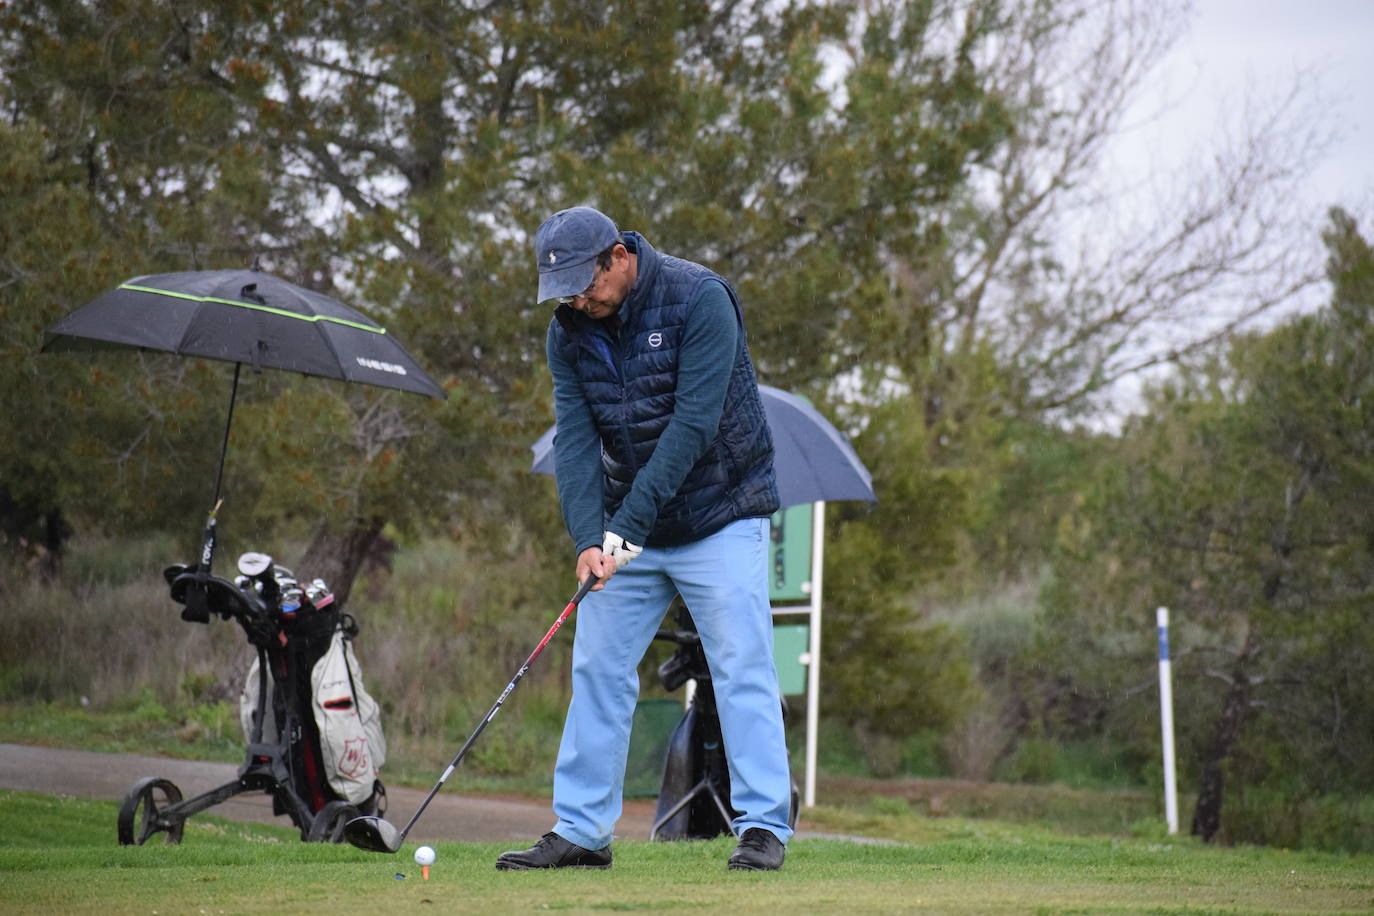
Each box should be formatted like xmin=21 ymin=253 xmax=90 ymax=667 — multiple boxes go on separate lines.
xmin=772 ymin=623 xmax=810 ymax=696
xmin=769 ymin=503 xmax=814 ymax=602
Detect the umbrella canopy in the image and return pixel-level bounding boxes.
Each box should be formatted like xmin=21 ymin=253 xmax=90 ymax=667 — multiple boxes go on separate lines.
xmin=43 ymin=268 xmax=445 ymax=399
xmin=42 ymin=268 xmax=446 ymax=617
xmin=529 ymin=385 xmax=875 ymax=509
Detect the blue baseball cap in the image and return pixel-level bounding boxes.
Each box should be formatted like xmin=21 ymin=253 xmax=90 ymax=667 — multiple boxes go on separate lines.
xmin=535 ymin=206 xmax=621 ymax=303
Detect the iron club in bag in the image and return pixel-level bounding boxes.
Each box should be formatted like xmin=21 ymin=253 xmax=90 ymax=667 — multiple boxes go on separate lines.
xmin=344 ymin=576 xmax=599 ymax=853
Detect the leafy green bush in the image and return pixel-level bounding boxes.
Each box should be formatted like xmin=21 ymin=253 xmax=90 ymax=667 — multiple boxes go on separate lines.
xmin=1221 ymin=789 xmax=1374 ymax=854
xmin=998 ymin=736 xmax=1148 ymax=790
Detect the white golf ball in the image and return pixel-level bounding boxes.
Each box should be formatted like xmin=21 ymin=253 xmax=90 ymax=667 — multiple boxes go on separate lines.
xmin=414 ymin=845 xmax=436 ymax=866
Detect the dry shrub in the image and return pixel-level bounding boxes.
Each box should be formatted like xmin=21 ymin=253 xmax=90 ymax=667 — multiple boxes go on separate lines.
xmin=943 ymin=690 xmax=1020 ymax=782
xmin=1 ymin=550 xmax=249 ymax=706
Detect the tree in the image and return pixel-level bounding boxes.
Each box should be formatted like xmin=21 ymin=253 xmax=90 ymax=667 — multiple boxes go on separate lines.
xmin=2 ymin=0 xmax=1337 ymax=760
xmin=1 ymin=0 xmax=1003 ymax=569
xmin=822 ymin=397 xmax=978 ymax=769
xmin=1040 ymin=208 xmax=1374 ymax=842
xmin=1 ymin=1 xmax=486 ymax=589
xmin=847 ymin=0 xmax=1328 ymax=576
xmin=886 ymin=0 xmax=1323 ymax=418
xmin=0 ymin=114 xmax=243 ymax=564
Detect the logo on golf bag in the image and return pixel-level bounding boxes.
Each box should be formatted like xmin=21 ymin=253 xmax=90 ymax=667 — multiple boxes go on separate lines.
xmin=338 ymin=737 xmax=370 ymax=779
xmin=312 ymin=631 xmax=387 ymax=804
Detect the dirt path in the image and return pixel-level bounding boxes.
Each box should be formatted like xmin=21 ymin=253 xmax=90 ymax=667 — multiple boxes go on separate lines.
xmin=0 ymin=742 xmax=653 ymax=844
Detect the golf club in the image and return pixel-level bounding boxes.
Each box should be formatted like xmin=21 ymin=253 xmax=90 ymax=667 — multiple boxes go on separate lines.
xmin=343 ymin=575 xmax=600 ymax=853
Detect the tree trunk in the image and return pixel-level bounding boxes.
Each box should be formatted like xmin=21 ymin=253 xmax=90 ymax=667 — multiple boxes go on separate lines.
xmin=1190 ymin=666 xmax=1252 ymax=842
xmin=296 ymin=516 xmax=384 ymax=609
xmin=0 ymin=487 xmax=73 ymax=581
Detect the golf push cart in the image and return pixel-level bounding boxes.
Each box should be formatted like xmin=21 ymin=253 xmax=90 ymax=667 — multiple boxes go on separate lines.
xmin=650 ymin=606 xmax=801 ymax=841
xmin=116 ymin=551 xmax=387 ymax=845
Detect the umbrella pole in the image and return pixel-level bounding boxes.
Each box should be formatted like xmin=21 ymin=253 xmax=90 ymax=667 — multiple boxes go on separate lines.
xmin=181 ymin=362 xmax=241 ymax=622
xmin=198 ymin=362 xmax=241 ymax=577
xmin=210 ymin=362 xmax=242 ymax=515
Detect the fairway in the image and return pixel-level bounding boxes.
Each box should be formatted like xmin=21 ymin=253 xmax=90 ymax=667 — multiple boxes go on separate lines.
xmin=2 ymin=793 xmax=1371 ymax=914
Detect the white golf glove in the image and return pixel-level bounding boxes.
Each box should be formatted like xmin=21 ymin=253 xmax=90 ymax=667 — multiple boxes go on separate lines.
xmin=601 ymin=531 xmax=643 ymax=570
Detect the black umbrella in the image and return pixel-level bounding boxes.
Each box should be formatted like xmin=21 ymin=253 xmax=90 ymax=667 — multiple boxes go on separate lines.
xmin=529 ymin=385 xmax=875 ymax=509
xmin=44 ymin=268 xmax=445 ymax=396
xmin=43 ymin=267 xmax=446 ymax=619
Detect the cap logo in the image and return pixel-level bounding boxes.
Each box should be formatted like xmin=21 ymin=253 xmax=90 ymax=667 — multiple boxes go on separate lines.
xmin=548 ymin=252 xmax=557 ymax=263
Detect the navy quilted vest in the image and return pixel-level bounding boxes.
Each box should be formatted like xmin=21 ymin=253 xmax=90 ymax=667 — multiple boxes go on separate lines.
xmin=550 ymin=233 xmax=778 ymax=546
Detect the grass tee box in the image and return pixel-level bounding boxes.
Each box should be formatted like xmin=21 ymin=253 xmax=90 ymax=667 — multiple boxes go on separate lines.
xmin=4 ymin=792 xmax=1374 ymax=915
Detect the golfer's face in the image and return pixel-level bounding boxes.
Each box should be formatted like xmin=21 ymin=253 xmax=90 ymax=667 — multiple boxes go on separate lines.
xmin=569 ymin=271 xmax=618 ymax=319
xmin=567 ymin=247 xmax=631 ymax=319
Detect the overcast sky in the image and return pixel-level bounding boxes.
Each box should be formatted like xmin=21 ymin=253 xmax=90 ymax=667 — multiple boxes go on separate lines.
xmin=1126 ymin=0 xmax=1374 ymax=216
xmin=1073 ymin=1 xmax=1372 ymax=421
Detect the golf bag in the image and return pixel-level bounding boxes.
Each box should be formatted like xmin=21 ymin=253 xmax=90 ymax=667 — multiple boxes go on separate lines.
xmin=649 ymin=606 xmax=800 ymax=841
xmin=116 ymin=553 xmax=387 ymax=845
xmin=236 ymin=568 xmax=387 ymax=811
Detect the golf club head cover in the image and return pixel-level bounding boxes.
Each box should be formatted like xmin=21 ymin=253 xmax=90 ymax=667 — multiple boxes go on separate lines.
xmin=601 ymin=531 xmax=643 ymax=570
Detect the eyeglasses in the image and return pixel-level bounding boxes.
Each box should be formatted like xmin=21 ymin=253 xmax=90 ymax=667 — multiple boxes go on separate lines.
xmin=557 ymin=266 xmax=600 ymax=305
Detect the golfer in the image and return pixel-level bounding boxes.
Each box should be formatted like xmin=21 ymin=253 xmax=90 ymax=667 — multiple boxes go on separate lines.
xmin=496 ymin=206 xmax=791 ymax=872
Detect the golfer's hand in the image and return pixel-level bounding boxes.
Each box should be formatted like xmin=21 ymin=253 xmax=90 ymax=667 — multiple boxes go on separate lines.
xmin=601 ymin=532 xmax=642 ymax=570
xmin=576 ymin=545 xmax=616 ymax=590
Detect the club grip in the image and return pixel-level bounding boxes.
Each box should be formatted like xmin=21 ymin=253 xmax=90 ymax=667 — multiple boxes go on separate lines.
xmin=570 ymin=575 xmax=599 ymax=606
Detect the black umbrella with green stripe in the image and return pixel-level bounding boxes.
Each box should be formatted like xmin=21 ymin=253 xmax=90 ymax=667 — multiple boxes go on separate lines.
xmin=43 ymin=268 xmax=445 ymax=619
xmin=44 ymin=268 xmax=445 ymax=397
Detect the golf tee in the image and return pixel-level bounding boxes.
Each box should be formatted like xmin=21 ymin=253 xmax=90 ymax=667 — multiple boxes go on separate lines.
xmin=422 ymin=865 xmax=430 ymax=881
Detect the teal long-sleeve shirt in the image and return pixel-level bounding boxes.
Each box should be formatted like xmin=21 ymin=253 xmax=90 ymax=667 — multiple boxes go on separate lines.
xmin=545 ymin=279 xmax=739 ymax=555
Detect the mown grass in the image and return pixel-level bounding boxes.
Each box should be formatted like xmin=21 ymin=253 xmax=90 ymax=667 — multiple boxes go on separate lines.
xmin=0 ymin=702 xmax=1161 ymax=836
xmin=0 ymin=700 xmax=244 ymax=763
xmin=815 ymin=776 xmax=1162 ymax=837
xmin=6 ymin=536 xmax=1372 ymax=856
xmin=2 ymin=791 xmax=1372 ymax=915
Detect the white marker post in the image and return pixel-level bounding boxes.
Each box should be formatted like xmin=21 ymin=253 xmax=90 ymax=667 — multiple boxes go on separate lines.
xmin=803 ymin=500 xmax=825 ymax=808
xmin=1157 ymin=606 xmax=1179 ymax=835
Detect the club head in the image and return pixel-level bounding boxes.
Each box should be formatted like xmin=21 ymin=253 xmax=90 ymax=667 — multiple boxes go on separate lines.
xmin=343 ymin=814 xmax=404 ymax=854
xmin=237 ymin=551 xmax=273 ymax=577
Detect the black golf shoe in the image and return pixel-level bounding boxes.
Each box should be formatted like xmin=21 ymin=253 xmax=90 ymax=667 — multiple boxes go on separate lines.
xmin=495 ymin=832 xmax=612 ymax=870
xmin=727 ymin=828 xmax=785 ymax=871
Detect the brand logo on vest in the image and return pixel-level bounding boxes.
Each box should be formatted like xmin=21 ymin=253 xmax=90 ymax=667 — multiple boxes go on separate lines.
xmin=648 ymin=332 xmax=663 ymax=348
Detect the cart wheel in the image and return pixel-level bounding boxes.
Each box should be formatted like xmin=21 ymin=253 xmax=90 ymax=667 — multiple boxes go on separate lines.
xmin=307 ymin=801 xmax=361 ymax=843
xmin=117 ymin=777 xmax=185 ymax=845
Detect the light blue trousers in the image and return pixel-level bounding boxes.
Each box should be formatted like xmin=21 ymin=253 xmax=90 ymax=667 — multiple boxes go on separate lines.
xmin=551 ymin=516 xmax=793 ymax=849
